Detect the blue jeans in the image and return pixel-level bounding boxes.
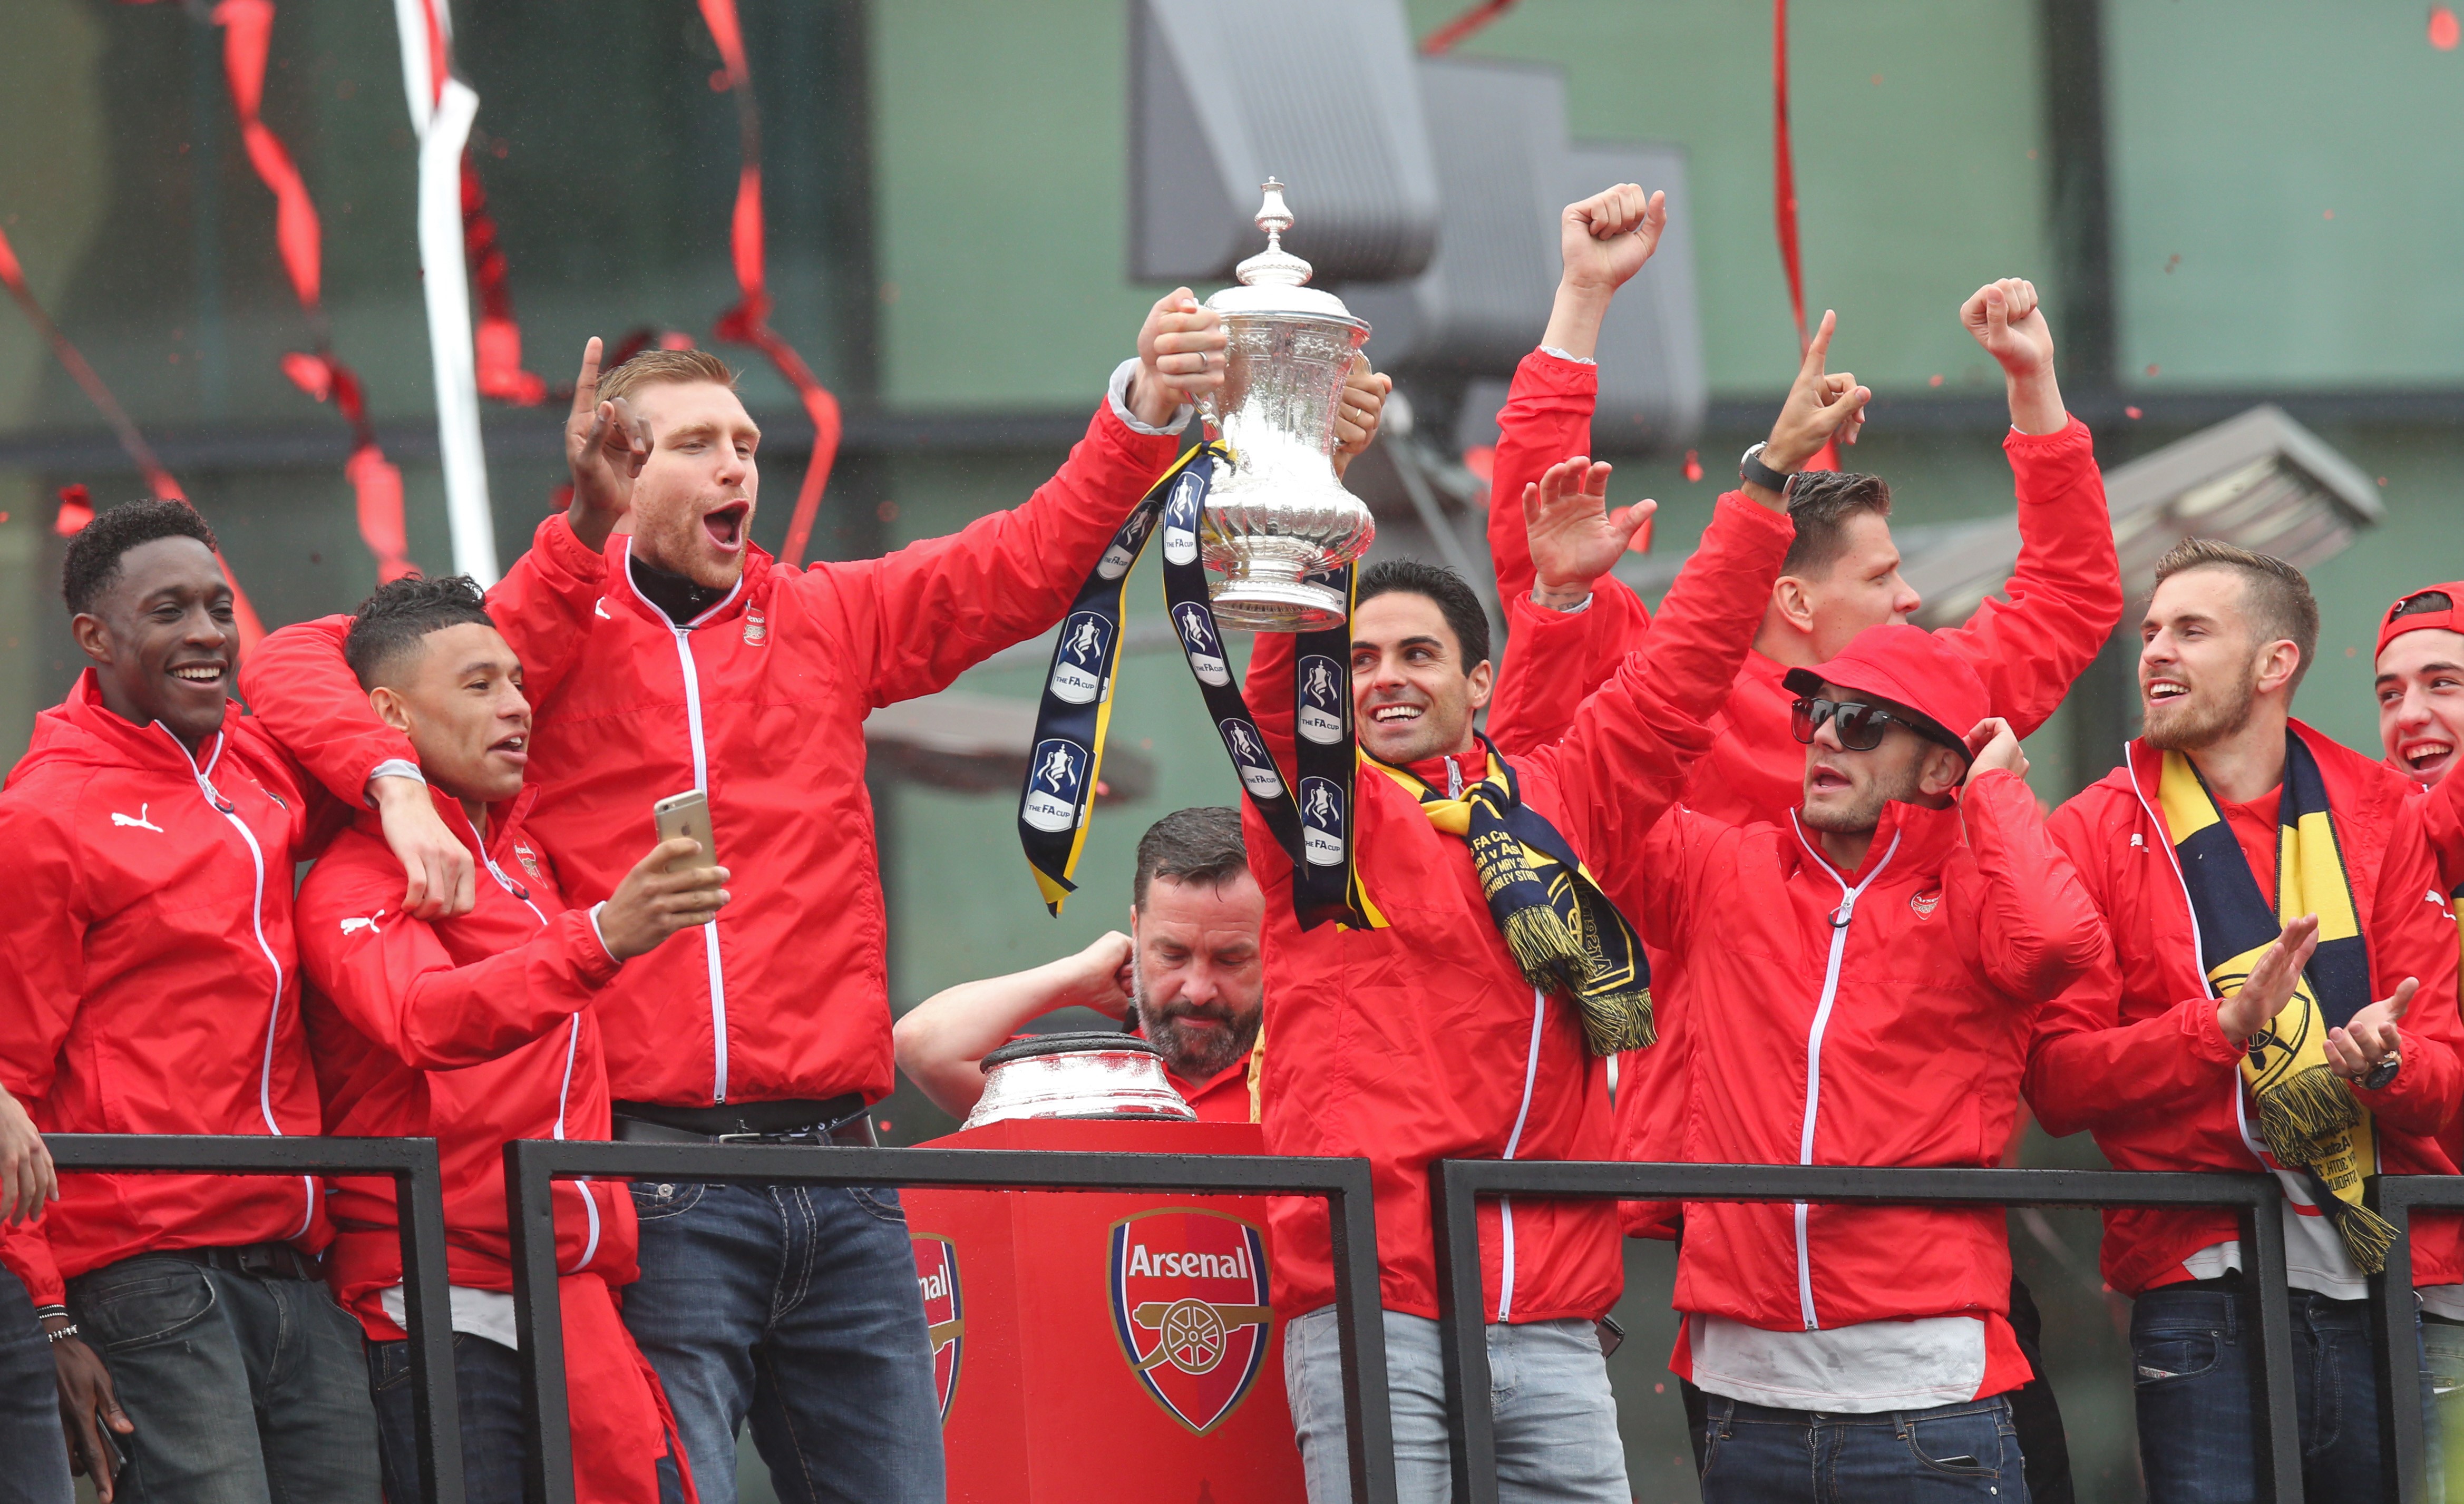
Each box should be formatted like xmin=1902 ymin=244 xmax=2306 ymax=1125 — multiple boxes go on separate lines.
xmin=0 ymin=1265 xmax=71 ymax=1504
xmin=368 ymin=1331 xmax=690 ymax=1504
xmin=1281 ymin=1305 xmax=1628 ymax=1503
xmin=65 ymin=1254 xmax=380 ymax=1504
xmin=621 ymin=1179 xmax=943 ymax=1504
xmin=2133 ymin=1285 xmax=2439 ymax=1503
xmin=1696 ymin=1393 xmax=2025 ymax=1502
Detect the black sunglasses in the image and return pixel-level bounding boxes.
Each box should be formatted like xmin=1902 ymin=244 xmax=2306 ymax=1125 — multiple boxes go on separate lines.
xmin=1790 ymin=695 xmax=1967 ymax=757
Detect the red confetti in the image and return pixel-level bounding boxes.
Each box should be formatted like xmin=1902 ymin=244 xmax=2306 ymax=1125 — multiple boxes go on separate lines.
xmin=1927 ymin=373 xmax=1944 ymax=387
xmin=1462 ymin=444 xmax=1496 ymax=482
xmin=658 ymin=330 xmax=697 ymax=351
xmin=2378 ymin=475 xmax=2390 ymax=486
xmin=2145 ymin=364 xmax=2160 ymax=377
xmin=2323 ymin=209 xmax=2335 ymax=220
xmin=1681 ymin=449 xmax=1703 ymax=483
xmin=0 ymin=513 xmax=10 ymax=524
xmin=2125 ymin=406 xmax=2144 ymax=420
xmin=709 ymin=68 xmax=731 ymax=91
xmin=2433 ymin=6 xmax=2460 ymax=49
xmin=54 ymin=484 xmax=93 ymax=537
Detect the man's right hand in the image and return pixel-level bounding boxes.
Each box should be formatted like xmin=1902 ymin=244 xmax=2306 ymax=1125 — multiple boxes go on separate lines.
xmin=596 ymin=838 xmax=732 ymax=960
xmin=372 ymin=776 xmax=474 ymax=921
xmin=1540 ymin=184 xmax=1667 ymax=361
xmin=2218 ymin=913 xmax=2321 ymax=1048
xmin=1522 ymin=457 xmax=1655 ymax=608
xmin=564 ymin=336 xmax=650 ymax=552
xmin=0 ymin=1085 xmax=55 ymax=1224
xmin=51 ymin=1327 xmax=131 ymax=1501
xmin=1068 ymin=931 xmax=1135 ymax=1022
xmin=1756 ymin=309 xmax=1872 ymax=485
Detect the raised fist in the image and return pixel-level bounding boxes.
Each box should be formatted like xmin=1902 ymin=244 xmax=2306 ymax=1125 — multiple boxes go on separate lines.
xmin=1559 ymin=184 xmax=1667 ymax=298
xmin=1960 ymin=278 xmax=2055 ymax=379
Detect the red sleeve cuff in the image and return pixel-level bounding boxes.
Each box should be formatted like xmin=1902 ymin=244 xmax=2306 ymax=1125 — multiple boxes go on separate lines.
xmin=2185 ymin=995 xmax=2244 ymax=1067
xmin=1516 ymin=347 xmax=1601 ymax=397
xmin=2002 ymin=413 xmax=2092 ymax=457
xmin=535 ymin=510 xmax=611 ymax=583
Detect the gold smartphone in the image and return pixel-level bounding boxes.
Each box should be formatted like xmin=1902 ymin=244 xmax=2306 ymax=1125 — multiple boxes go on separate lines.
xmin=651 ymin=789 xmax=712 ymax=874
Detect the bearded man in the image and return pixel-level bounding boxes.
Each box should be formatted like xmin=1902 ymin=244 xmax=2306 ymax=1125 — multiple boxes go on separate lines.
xmin=896 ymin=806 xmax=1264 ymax=1123
xmin=2028 ymin=539 xmax=2463 ymax=1502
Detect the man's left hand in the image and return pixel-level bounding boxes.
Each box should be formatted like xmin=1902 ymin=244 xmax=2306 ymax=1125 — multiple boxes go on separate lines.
xmin=1962 ymin=717 xmax=2029 ymax=784
xmin=2327 ymin=976 xmax=2415 ymax=1085
xmin=1129 ymin=289 xmax=1228 ymax=428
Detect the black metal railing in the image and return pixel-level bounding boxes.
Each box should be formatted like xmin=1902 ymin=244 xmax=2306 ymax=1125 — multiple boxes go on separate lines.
xmin=46 ymin=1134 xmax=464 ymax=1504
xmin=2371 ymin=1174 xmax=2464 ymax=1503
xmin=1428 ymin=1160 xmax=2322 ymax=1504
xmin=501 ymin=1140 xmax=1396 ymax=1504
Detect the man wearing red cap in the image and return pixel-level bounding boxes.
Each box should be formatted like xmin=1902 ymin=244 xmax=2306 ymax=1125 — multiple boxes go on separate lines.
xmin=1511 ymin=447 xmax=2110 ymax=1495
xmin=2371 ymin=582 xmax=2464 ymax=1472
xmin=2029 ymin=540 xmax=2460 ymax=1503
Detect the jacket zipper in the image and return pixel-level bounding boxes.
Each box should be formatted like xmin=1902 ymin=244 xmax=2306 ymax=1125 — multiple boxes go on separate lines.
xmin=1787 ymin=816 xmax=1901 ymax=1332
xmin=461 ymin=807 xmax=600 ymax=1274
xmin=626 ymin=544 xmax=739 ymax=1104
xmin=1494 ymin=985 xmax=1547 ymax=1322
xmin=167 ymin=729 xmax=316 ymax=1239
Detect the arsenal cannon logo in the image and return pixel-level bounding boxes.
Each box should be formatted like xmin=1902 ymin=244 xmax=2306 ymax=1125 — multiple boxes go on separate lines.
xmin=911 ymin=1235 xmax=963 ymax=1423
xmin=1107 ymin=1209 xmax=1273 ymax=1434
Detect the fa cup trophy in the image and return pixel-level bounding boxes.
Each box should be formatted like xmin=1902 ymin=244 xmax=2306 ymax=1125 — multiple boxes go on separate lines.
xmin=1198 ymin=180 xmax=1376 ymax=632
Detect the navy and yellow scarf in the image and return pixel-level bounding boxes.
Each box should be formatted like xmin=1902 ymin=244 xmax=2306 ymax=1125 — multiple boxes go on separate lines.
xmin=1376 ymin=743 xmax=1653 ymax=1057
xmin=2158 ymin=733 xmax=2396 ymax=1272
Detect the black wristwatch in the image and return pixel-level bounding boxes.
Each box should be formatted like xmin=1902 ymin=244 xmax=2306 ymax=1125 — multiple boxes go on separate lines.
xmin=1739 ymin=441 xmax=1794 ymax=497
xmin=2363 ymin=1053 xmax=2402 ymax=1091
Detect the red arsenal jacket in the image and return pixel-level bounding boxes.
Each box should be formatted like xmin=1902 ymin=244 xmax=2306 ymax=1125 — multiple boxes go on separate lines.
xmin=294 ymin=777 xmax=632 ymax=1333
xmin=0 ymin=673 xmax=341 ymax=1298
xmin=1481 ymin=348 xmax=2123 ymax=1234
xmin=245 ymin=401 xmax=1181 ymax=1112
xmin=1250 ymin=492 xmax=1794 ymax=1324
xmin=1635 ymin=776 xmax=2103 ymax=1368
xmin=2030 ymin=729 xmax=2464 ymax=1295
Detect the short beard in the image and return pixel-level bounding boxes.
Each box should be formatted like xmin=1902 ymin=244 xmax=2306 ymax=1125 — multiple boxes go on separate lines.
xmin=2144 ymin=664 xmax=2260 ymax=752
xmin=1799 ymin=757 xmax=1926 ymax=835
xmin=1133 ymin=984 xmax=1261 ymax=1083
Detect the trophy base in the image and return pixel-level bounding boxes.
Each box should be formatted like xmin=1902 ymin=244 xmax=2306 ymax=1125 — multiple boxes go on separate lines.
xmin=1208 ymin=576 xmax=1349 ymax=633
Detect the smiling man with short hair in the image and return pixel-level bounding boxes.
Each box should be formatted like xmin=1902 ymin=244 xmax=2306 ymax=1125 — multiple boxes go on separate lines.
xmin=0 ymin=500 xmax=387 ymax=1503
xmin=2029 ymin=540 xmax=2464 ymax=1504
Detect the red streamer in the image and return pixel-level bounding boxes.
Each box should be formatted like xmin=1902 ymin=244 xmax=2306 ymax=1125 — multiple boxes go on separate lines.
xmin=1419 ymin=0 xmax=1520 ymax=54
xmin=151 ymin=0 xmax=414 ymax=584
xmin=463 ymin=160 xmax=547 ymax=406
xmin=0 ymin=224 xmax=267 ymax=646
xmin=1770 ymin=1 xmax=1837 ymax=473
xmin=697 ymin=0 xmax=843 ymax=568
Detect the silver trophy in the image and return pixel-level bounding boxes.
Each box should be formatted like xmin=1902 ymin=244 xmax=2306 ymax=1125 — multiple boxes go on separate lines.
xmin=1199 ymin=180 xmax=1376 ymax=632
xmin=961 ymin=1032 xmax=1199 ymax=1129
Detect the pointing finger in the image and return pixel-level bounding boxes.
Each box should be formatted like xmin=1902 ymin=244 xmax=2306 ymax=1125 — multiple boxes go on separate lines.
xmin=1801 ymin=309 xmax=1837 ymax=372
xmin=568 ymin=337 xmax=603 ymax=427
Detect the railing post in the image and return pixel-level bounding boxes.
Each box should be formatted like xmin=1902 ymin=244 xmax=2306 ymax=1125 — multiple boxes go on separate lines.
xmin=1327 ymin=1158 xmax=1400 ymax=1504
xmin=2372 ymin=1182 xmax=2429 ymax=1504
xmin=504 ymin=1140 xmax=578 ymax=1504
xmin=392 ymin=1139 xmax=466 ymax=1504
xmin=1430 ymin=1159 xmax=1498 ymax=1504
xmin=2243 ymin=1196 xmax=2305 ymax=1504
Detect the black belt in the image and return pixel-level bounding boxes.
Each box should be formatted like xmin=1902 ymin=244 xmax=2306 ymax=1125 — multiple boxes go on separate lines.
xmin=162 ymin=1242 xmax=322 ymax=1282
xmin=612 ymin=1095 xmax=875 ymax=1147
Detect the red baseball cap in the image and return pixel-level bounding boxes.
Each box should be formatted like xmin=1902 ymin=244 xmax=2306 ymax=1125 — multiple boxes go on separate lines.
xmin=2377 ymin=582 xmax=2464 ymax=659
xmin=1783 ymin=623 xmax=1989 ymax=753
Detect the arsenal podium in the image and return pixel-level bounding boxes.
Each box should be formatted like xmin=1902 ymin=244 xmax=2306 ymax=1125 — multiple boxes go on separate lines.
xmin=904 ymin=1116 xmax=1309 ymax=1501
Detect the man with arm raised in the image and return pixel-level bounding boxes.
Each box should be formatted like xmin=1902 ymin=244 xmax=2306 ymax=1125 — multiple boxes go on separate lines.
xmin=241 ymin=294 xmax=1231 ymax=1504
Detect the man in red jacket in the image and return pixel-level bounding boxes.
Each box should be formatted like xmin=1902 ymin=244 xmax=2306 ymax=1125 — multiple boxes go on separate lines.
xmin=2369 ymin=582 xmax=2464 ymax=1468
xmin=2030 ymin=540 xmax=2461 ymax=1503
xmin=276 ymin=575 xmax=733 ymax=1503
xmin=1255 ymin=347 xmax=1851 ymax=1498
xmin=0 ymin=502 xmax=385 ymax=1503
xmin=244 ymin=295 xmax=1234 ymax=1503
xmin=895 ymin=806 xmax=1263 ymax=1124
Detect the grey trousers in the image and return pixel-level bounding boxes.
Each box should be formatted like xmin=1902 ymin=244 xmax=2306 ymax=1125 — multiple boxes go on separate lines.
xmin=1282 ymin=1305 xmax=1628 ymax=1504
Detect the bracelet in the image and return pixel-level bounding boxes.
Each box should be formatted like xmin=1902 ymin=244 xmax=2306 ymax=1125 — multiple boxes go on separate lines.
xmin=43 ymin=1322 xmax=79 ymax=1344
xmin=33 ymin=1304 xmax=66 ymax=1324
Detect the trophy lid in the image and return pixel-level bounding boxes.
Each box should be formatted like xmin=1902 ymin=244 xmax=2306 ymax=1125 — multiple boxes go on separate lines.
xmin=1205 ymin=179 xmax=1365 ymax=324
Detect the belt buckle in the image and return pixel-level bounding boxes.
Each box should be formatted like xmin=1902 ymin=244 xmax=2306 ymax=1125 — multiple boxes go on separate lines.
xmin=713 ymin=1130 xmax=765 ymax=1144
xmin=236 ymin=1245 xmax=282 ymax=1279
